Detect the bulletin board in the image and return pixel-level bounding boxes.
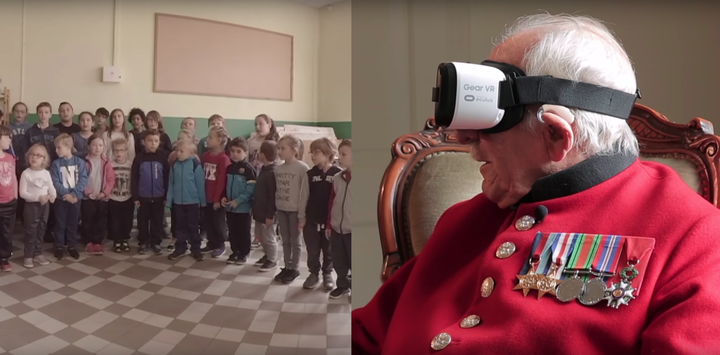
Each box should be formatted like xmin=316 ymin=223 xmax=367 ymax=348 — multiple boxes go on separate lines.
xmin=154 ymin=13 xmax=294 ymax=101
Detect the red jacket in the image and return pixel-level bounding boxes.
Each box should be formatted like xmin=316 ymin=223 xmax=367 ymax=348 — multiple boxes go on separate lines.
xmin=84 ymin=154 xmax=115 ymax=199
xmin=202 ymin=151 xmax=230 ymax=203
xmin=352 ymin=156 xmax=720 ymax=355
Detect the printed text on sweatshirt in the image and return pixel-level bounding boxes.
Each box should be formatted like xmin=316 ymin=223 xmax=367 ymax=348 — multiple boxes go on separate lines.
xmin=275 ymin=160 xmax=309 ymax=212
xmin=0 ymin=153 xmax=17 ymax=203
xmin=19 ymin=169 xmax=57 ymax=202
xmin=50 ymin=155 xmax=89 ymax=199
xmin=202 ymin=151 xmax=231 ymax=203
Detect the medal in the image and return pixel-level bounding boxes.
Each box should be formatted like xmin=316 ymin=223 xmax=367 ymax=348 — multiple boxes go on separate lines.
xmin=556 ymin=271 xmax=585 ymax=302
xmin=604 ymin=257 xmax=639 ymax=309
xmin=536 ymin=262 xmax=561 ymax=299
xmin=578 ymin=278 xmax=606 ymax=305
xmin=514 ymin=257 xmax=540 ymax=297
xmin=537 ymin=233 xmax=575 ymax=299
xmin=581 ymin=235 xmax=625 ymax=306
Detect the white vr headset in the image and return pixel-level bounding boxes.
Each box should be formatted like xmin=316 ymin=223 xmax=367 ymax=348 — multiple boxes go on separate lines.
xmin=431 ymin=60 xmax=641 ymax=133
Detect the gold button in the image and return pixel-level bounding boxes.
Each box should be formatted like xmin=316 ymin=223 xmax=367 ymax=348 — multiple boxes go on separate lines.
xmin=431 ymin=332 xmax=452 ymax=351
xmin=515 ymin=215 xmax=535 ymax=231
xmin=481 ymin=277 xmax=495 ymax=298
xmin=495 ymin=242 xmax=516 ymax=258
xmin=460 ymin=315 xmax=481 ymax=328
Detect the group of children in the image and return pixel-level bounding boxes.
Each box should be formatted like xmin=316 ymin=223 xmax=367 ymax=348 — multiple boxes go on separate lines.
xmin=0 ymin=102 xmax=352 ymax=299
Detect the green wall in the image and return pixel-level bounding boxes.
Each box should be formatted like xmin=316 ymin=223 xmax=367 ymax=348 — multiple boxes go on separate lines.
xmin=19 ymin=114 xmax=352 ymax=140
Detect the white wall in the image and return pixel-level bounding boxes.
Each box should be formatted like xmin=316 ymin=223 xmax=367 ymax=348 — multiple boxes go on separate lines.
xmin=0 ymin=0 xmax=336 ymax=121
xmin=317 ymin=0 xmax=351 ymax=122
xmin=352 ymin=0 xmax=720 ymax=308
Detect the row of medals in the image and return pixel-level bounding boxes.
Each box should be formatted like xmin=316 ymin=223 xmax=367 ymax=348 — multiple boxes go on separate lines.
xmin=514 ymin=261 xmax=637 ymax=308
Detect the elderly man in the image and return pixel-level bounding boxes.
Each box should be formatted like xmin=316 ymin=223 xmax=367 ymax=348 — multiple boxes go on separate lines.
xmin=352 ymin=13 xmax=720 ymax=355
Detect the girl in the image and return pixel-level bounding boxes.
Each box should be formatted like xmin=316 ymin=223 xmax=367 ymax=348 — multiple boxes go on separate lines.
xmin=128 ymin=108 xmax=145 ymax=144
xmin=104 ymin=109 xmax=135 ymax=162
xmin=94 ymin=107 xmax=110 ymax=136
xmin=273 ymin=134 xmax=309 ymax=284
xmin=169 ymin=129 xmax=199 ymax=165
xmin=139 ymin=111 xmax=173 ymax=154
xmin=82 ymin=135 xmax=115 ymax=255
xmin=72 ymin=112 xmax=95 ymax=158
xmin=248 ymin=114 xmax=280 ymax=171
xmin=197 ymin=114 xmax=227 ymax=157
xmin=19 ymin=144 xmax=56 ymax=268
xmin=201 ymin=126 xmax=231 ymax=258
xmin=0 ymin=125 xmax=17 ymax=271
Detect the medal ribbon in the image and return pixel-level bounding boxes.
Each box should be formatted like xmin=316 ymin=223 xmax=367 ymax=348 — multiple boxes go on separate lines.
xmin=564 ymin=234 xmax=602 ymax=280
xmin=552 ymin=233 xmax=578 ymax=278
xmin=591 ymin=235 xmax=624 ymax=276
xmin=535 ymin=233 xmax=559 ymax=275
xmin=519 ymin=232 xmax=544 ymax=275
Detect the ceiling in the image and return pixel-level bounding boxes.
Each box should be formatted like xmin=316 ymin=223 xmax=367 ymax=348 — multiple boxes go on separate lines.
xmin=287 ymin=0 xmax=347 ymax=9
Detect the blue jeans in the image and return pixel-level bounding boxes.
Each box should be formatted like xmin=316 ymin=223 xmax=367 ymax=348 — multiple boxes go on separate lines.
xmin=54 ymin=199 xmax=81 ymax=248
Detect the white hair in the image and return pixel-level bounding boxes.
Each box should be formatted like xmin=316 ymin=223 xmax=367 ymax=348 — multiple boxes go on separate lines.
xmin=501 ymin=13 xmax=639 ymax=157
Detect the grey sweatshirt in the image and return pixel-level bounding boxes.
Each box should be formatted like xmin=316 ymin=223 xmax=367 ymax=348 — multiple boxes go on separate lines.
xmin=275 ymin=159 xmax=309 ymax=212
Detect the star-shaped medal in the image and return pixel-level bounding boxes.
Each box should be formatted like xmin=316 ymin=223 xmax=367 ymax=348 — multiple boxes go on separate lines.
xmin=514 ymin=268 xmax=538 ymax=297
xmin=536 ymin=263 xmax=562 ymax=299
xmin=603 ymin=279 xmax=636 ymax=309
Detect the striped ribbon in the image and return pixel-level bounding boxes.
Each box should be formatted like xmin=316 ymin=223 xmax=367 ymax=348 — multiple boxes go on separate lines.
xmin=590 ymin=235 xmax=624 ymax=276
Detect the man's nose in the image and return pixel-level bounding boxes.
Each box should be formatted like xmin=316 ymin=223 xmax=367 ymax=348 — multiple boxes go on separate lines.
xmin=455 ymin=130 xmax=480 ymax=145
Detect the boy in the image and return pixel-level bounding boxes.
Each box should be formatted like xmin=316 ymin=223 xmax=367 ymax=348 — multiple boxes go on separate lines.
xmin=327 ymin=139 xmax=352 ymax=299
xmin=94 ymin=107 xmax=109 ymax=135
xmin=131 ymin=129 xmax=170 ymax=255
xmin=298 ymin=138 xmax=342 ymax=290
xmin=252 ymin=141 xmax=279 ymax=272
xmin=26 ymin=102 xmax=61 ymax=243
xmin=72 ymin=111 xmax=94 ymax=158
xmin=128 ymin=108 xmax=145 ymax=143
xmin=197 ymin=114 xmax=227 ymax=157
xmin=54 ymin=102 xmax=81 ymax=135
xmin=108 ymin=139 xmax=134 ymax=253
xmin=166 ymin=139 xmax=205 ymax=261
xmin=50 ymin=134 xmax=89 ymax=260
xmin=10 ymin=102 xmax=32 ymax=170
xmin=222 ymin=137 xmax=257 ymax=264
xmin=0 ymin=125 xmax=18 ymax=271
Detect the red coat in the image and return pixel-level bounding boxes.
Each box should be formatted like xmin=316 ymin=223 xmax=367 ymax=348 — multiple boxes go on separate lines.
xmin=352 ymin=157 xmax=720 ymax=355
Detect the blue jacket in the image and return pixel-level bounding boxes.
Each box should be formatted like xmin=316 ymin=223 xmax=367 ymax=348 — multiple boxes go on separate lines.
xmin=167 ymin=157 xmax=206 ymax=207
xmin=225 ymin=159 xmax=257 ymax=213
xmin=50 ymin=155 xmax=89 ymax=199
xmin=131 ymin=150 xmax=170 ymax=202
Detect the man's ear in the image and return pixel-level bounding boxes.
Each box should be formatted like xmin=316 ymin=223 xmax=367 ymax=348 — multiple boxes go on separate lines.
xmin=537 ymin=105 xmax=575 ymax=162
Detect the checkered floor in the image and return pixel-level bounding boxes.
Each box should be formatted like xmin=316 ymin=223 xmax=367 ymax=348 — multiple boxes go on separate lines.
xmin=0 ymin=221 xmax=351 ymax=355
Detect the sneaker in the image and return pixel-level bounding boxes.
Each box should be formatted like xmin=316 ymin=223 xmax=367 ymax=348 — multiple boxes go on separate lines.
xmin=211 ymin=246 xmax=226 ymax=258
xmin=259 ymin=260 xmax=278 ymax=272
xmin=274 ymin=268 xmax=289 ymax=281
xmin=254 ymin=255 xmax=268 ymax=267
xmin=226 ymin=253 xmax=239 ymax=264
xmin=200 ymin=245 xmax=213 ymax=253
xmin=85 ymin=243 xmax=95 ymax=255
xmin=94 ymin=244 xmax=104 ymax=255
xmin=151 ymin=245 xmax=163 ymax=255
xmin=303 ymin=274 xmax=320 ymax=289
xmin=236 ymin=255 xmax=249 ymax=265
xmin=0 ymin=259 xmax=11 ymax=272
xmin=113 ymin=242 xmax=123 ymax=253
xmin=54 ymin=247 xmax=64 ymax=260
xmin=138 ymin=244 xmax=148 ymax=255
xmin=33 ymin=255 xmax=50 ymax=266
xmin=250 ymin=241 xmax=261 ymax=249
xmin=322 ymin=274 xmax=335 ymax=290
xmin=329 ymin=287 xmax=350 ymax=299
xmin=23 ymin=258 xmax=34 ymax=268
xmin=192 ymin=251 xmax=204 ymax=261
xmin=166 ymin=243 xmax=175 ymax=253
xmin=282 ymin=269 xmax=301 ymax=284
xmin=67 ymin=247 xmax=80 ymax=260
xmin=121 ymin=241 xmax=131 ymax=252
xmin=168 ymin=250 xmax=185 ymax=260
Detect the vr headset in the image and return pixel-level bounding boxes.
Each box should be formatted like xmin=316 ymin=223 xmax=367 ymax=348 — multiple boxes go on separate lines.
xmin=431 ymin=60 xmax=641 ymax=133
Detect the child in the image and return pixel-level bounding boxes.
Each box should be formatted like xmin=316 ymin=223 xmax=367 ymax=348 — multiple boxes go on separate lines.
xmin=0 ymin=126 xmax=17 ymax=271
xmin=273 ymin=134 xmax=309 ymax=284
xmin=137 ymin=111 xmax=173 ymax=154
xmin=11 ymin=102 xmax=32 ymax=222
xmin=128 ymin=108 xmax=145 ymax=143
xmin=327 ymin=139 xmax=352 ymax=299
xmin=54 ymin=102 xmax=81 ymax=135
xmin=72 ymin=112 xmax=95 ymax=158
xmin=181 ymin=117 xmax=197 ymax=139
xmin=82 ymin=134 xmax=115 ymax=255
xmin=197 ymin=114 xmax=226 ymax=157
xmin=166 ymin=139 xmax=205 ymax=261
xmin=108 ymin=138 xmax=134 ymax=253
xmin=252 ymin=141 xmax=279 ymax=272
xmin=19 ymin=144 xmax=56 ymax=267
xmin=131 ymin=130 xmax=170 ymax=255
xmin=169 ymin=129 xmax=199 ymax=165
xmin=50 ymin=134 xmax=89 ymax=260
xmin=222 ymin=137 xmax=257 ymax=264
xmin=298 ymin=138 xmax=342 ymax=290
xmin=201 ymin=126 xmax=231 ymax=258
xmin=248 ymin=114 xmax=280 ymax=171
xmin=105 ymin=108 xmax=135 ymax=162
xmin=94 ymin=107 xmax=109 ymax=136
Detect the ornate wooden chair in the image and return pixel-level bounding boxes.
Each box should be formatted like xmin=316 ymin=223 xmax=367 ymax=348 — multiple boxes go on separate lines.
xmin=377 ymin=103 xmax=720 ymax=282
